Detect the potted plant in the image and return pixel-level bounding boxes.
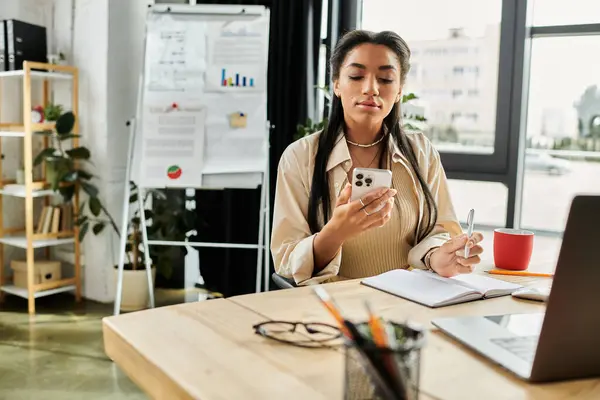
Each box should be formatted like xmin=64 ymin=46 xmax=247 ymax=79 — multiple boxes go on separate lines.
xmin=294 ymin=85 xmax=331 ymax=140
xmin=33 ymin=110 xmax=198 ymax=310
xmin=116 ymin=182 xmax=198 ymax=310
xmin=44 ymin=102 xmax=64 ymax=122
xmin=33 ymin=111 xmax=112 ymax=232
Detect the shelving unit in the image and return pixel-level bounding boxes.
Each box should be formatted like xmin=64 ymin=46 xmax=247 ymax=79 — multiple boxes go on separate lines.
xmin=0 ymin=61 xmax=81 ymax=314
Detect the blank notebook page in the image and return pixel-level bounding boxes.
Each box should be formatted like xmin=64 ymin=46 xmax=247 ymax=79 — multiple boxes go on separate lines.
xmin=362 ymin=269 xmax=476 ymax=306
xmin=451 ymin=273 xmax=522 ymax=296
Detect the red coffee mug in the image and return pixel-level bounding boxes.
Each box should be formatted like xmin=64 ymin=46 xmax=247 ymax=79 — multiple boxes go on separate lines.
xmin=493 ymin=228 xmax=534 ymax=271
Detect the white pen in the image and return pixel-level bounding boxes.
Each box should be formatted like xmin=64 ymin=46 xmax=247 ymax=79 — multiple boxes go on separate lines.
xmin=464 ymin=208 xmax=475 ymax=258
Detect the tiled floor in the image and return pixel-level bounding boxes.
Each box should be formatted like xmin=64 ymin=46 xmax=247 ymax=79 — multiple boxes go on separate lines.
xmin=0 ymin=232 xmax=563 ymax=399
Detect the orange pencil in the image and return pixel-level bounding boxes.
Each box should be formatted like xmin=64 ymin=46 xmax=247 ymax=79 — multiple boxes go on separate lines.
xmin=312 ymin=286 xmax=351 ymax=338
xmin=487 ymin=269 xmax=554 ymax=278
xmin=365 ymin=300 xmax=387 ymax=348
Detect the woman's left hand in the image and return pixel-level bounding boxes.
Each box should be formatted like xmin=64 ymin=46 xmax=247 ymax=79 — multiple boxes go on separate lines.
xmin=429 ymin=232 xmax=484 ymax=277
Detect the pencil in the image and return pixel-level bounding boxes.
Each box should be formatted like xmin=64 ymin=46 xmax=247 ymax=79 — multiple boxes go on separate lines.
xmin=365 ymin=300 xmax=387 ymax=348
xmin=312 ymin=286 xmax=351 ymax=338
xmin=487 ymin=269 xmax=553 ymax=278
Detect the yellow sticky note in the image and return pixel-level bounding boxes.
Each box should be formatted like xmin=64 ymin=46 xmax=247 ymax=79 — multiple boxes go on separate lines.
xmin=229 ymin=112 xmax=247 ymax=128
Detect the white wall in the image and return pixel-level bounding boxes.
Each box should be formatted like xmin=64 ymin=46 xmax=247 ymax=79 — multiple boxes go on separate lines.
xmin=61 ymin=0 xmax=149 ymax=302
xmin=50 ymin=0 xmax=148 ymax=302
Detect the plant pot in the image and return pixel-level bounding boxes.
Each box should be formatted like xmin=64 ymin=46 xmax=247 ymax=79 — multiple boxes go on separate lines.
xmin=45 ymin=158 xmax=69 ymax=188
xmin=45 ymin=162 xmax=58 ymax=185
xmin=113 ymin=266 xmax=156 ymax=311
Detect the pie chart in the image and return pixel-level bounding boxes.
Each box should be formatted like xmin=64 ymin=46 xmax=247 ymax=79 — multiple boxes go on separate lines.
xmin=167 ymin=165 xmax=182 ymax=179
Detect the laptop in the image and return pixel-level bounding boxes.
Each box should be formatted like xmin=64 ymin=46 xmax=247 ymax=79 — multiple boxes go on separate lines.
xmin=432 ymin=195 xmax=600 ymax=382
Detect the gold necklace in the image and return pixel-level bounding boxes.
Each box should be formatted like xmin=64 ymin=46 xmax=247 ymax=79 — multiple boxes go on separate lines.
xmin=346 ymin=134 xmax=386 ymax=148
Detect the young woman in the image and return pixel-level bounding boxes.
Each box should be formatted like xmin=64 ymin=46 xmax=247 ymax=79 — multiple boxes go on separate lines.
xmin=271 ymin=30 xmax=484 ymax=285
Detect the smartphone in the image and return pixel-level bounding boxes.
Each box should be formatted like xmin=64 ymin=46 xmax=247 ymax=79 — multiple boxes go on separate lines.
xmin=350 ymin=168 xmax=393 ymax=211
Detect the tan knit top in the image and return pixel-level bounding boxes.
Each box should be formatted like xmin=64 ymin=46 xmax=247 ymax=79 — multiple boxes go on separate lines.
xmin=270 ymin=129 xmax=462 ymax=286
xmin=339 ymin=166 xmax=420 ymax=279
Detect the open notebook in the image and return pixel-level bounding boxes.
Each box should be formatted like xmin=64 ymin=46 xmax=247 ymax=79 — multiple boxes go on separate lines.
xmin=361 ymin=269 xmax=523 ymax=308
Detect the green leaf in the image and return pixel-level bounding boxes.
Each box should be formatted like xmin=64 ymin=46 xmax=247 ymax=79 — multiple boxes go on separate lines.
xmin=81 ymin=181 xmax=99 ymax=198
xmin=89 ymin=197 xmax=101 ymax=217
xmin=58 ymin=134 xmax=81 ymax=141
xmin=66 ymin=147 xmax=90 ymax=160
xmin=34 ymin=148 xmax=56 ymax=166
xmin=93 ymin=223 xmax=105 ymax=235
xmin=78 ymin=201 xmax=86 ymax=216
xmin=78 ymin=222 xmax=89 ymax=242
xmin=76 ymin=215 xmax=88 ymax=226
xmin=55 ymin=111 xmax=75 ymax=135
xmin=402 ymin=93 xmax=418 ymax=103
xmin=76 ymin=169 xmax=93 ymax=180
xmin=129 ymin=193 xmax=138 ymax=203
xmin=59 ymin=185 xmax=76 ymax=203
xmin=144 ymin=210 xmax=154 ymax=220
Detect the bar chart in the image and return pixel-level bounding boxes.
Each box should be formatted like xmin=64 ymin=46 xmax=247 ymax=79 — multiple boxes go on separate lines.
xmin=220 ymin=68 xmax=255 ymax=88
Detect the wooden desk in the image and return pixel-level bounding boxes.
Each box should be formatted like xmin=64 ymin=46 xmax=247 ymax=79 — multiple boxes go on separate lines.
xmin=103 ymin=275 xmax=599 ymax=400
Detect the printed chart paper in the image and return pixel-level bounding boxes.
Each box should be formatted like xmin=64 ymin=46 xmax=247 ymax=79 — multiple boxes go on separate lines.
xmin=139 ymin=105 xmax=206 ymax=188
xmin=145 ymin=14 xmax=206 ymax=94
xmin=205 ymin=25 xmax=267 ymax=92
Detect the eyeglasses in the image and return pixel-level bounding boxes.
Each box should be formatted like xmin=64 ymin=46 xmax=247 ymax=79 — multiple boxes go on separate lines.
xmin=253 ymin=320 xmax=343 ymax=348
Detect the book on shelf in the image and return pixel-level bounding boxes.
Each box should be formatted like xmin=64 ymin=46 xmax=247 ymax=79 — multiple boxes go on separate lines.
xmin=361 ymin=269 xmax=523 ymax=308
xmin=35 ymin=203 xmax=73 ymax=234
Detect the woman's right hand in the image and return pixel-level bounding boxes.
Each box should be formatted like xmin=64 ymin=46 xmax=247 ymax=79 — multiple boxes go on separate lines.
xmin=323 ymin=183 xmax=397 ymax=244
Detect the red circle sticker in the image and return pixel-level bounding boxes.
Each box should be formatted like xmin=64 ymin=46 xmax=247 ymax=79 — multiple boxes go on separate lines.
xmin=167 ymin=165 xmax=182 ymax=179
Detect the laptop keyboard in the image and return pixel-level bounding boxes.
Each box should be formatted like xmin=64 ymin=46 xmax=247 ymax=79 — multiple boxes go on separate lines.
xmin=491 ymin=336 xmax=538 ymax=362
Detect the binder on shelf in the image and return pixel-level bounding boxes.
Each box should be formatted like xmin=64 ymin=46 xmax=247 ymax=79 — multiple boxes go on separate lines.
xmin=4 ymin=19 xmax=47 ymax=71
xmin=0 ymin=20 xmax=6 ymax=71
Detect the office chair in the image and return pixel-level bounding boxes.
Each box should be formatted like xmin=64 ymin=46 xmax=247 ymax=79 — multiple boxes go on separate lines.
xmin=271 ymin=273 xmax=297 ymax=289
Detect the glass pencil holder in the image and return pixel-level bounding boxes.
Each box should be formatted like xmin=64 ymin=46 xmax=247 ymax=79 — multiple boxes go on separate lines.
xmin=343 ymin=321 xmax=426 ymax=400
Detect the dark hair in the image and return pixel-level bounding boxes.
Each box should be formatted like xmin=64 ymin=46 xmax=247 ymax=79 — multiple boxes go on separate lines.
xmin=307 ymin=30 xmax=438 ymax=242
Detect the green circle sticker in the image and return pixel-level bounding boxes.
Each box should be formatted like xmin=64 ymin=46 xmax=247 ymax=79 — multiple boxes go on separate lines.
xmin=167 ymin=165 xmax=182 ymax=179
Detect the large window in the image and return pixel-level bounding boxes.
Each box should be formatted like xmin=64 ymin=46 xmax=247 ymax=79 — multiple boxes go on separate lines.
xmin=361 ymin=0 xmax=502 ymax=155
xmin=520 ymin=23 xmax=600 ymax=232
